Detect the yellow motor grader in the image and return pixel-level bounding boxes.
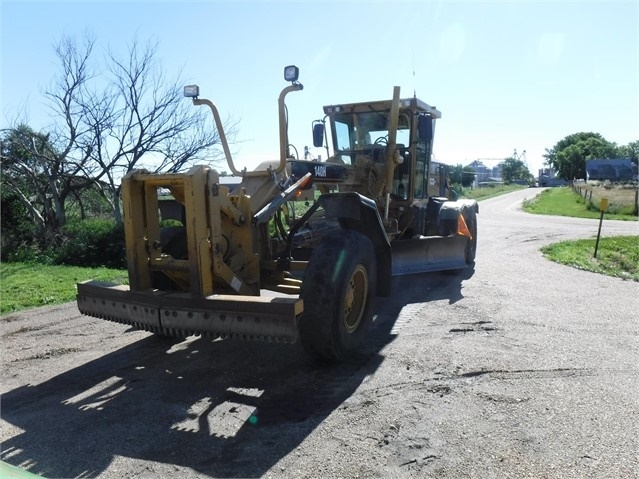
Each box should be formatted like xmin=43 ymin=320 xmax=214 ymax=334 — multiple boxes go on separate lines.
xmin=77 ymin=66 xmax=478 ymax=362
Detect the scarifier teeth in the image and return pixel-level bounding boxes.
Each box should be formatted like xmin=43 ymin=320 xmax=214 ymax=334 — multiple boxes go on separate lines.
xmin=80 ymin=309 xmax=295 ymax=343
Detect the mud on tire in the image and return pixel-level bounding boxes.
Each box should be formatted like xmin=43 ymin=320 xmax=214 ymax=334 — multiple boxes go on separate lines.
xmin=299 ymin=229 xmax=377 ymax=362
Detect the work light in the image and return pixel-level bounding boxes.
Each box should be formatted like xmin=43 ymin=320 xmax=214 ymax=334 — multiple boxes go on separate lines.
xmin=183 ymin=85 xmax=200 ymax=98
xmin=284 ymin=65 xmax=299 ymax=83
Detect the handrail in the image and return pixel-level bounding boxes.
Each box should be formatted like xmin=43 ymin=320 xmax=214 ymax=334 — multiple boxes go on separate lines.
xmin=192 ymin=98 xmax=246 ymax=177
xmin=193 ymin=82 xmax=303 ymax=179
xmin=277 ymin=83 xmax=304 ymax=174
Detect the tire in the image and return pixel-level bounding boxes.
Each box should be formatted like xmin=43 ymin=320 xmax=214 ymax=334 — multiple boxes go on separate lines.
xmin=160 ymin=226 xmax=188 ymax=260
xmin=152 ymin=226 xmax=189 ymax=337
xmin=464 ymin=209 xmax=478 ymax=265
xmin=299 ymin=230 xmax=377 ymax=362
xmin=152 ymin=226 xmax=188 ymax=290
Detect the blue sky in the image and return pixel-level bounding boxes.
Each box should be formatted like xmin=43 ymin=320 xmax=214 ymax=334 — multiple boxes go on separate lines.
xmin=1 ymin=1 xmax=637 ymax=176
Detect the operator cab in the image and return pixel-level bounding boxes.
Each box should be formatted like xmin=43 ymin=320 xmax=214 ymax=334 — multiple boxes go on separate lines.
xmin=313 ymin=97 xmax=441 ymax=203
xmin=328 ymin=109 xmax=411 ymax=166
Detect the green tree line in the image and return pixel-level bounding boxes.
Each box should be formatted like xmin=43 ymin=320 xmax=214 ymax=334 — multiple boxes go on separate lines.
xmin=447 ymin=133 xmax=637 ymax=190
xmin=544 ymin=133 xmax=638 ymax=181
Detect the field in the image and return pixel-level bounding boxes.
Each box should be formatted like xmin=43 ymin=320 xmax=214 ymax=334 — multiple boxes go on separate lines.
xmin=524 ymin=183 xmax=638 ymax=221
xmin=571 ymin=180 xmax=638 ymax=215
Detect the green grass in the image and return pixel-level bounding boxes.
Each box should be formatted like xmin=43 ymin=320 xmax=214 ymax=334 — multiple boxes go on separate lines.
xmin=0 ymin=263 xmax=127 ymax=315
xmin=541 ymin=236 xmax=639 ymax=282
xmin=525 ymin=187 xmax=638 ymax=281
xmin=460 ymin=184 xmax=526 ymax=201
xmin=522 ymin=187 xmax=637 ymax=221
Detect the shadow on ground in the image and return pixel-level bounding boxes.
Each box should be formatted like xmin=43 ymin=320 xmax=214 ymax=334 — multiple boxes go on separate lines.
xmin=1 ymin=269 xmax=472 ymax=478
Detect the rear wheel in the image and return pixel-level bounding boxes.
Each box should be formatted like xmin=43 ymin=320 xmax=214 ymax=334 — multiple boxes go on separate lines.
xmin=152 ymin=226 xmax=188 ymax=337
xmin=464 ymin=209 xmax=478 ymax=265
xmin=299 ymin=230 xmax=377 ymax=362
xmin=152 ymin=226 xmax=188 ymax=290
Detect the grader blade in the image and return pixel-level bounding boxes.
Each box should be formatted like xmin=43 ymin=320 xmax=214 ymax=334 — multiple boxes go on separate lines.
xmin=391 ymin=235 xmax=468 ymax=275
xmin=76 ymin=281 xmax=165 ymax=332
xmin=77 ymin=280 xmax=303 ymax=342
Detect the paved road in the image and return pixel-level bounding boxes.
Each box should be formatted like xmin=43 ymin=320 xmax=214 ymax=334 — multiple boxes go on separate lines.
xmin=1 ymin=188 xmax=638 ymax=478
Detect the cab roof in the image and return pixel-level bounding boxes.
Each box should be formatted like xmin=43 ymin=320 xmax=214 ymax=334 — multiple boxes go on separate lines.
xmin=323 ymin=96 xmax=441 ymax=118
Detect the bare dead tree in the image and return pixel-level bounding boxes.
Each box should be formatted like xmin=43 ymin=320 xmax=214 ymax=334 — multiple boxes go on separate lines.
xmin=1 ymin=35 xmax=99 ymax=238
xmin=4 ymin=32 xmax=235 ymax=232
xmin=41 ymin=34 xmax=104 ymax=227
xmin=87 ymin=37 xmax=232 ymax=223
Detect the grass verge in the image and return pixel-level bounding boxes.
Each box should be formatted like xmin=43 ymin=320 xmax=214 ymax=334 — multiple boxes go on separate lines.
xmin=522 ymin=186 xmax=637 ymax=221
xmin=525 ymin=186 xmax=638 ymax=281
xmin=541 ymin=236 xmax=639 ymax=282
xmin=460 ymin=184 xmax=525 ymax=201
xmin=0 ymin=263 xmax=127 ymax=315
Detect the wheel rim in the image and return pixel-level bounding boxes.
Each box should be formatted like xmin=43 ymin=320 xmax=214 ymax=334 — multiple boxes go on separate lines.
xmin=343 ymin=265 xmax=368 ymax=334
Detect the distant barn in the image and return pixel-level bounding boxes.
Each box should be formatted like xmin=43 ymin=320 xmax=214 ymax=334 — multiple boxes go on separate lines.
xmin=586 ymin=159 xmax=637 ymax=181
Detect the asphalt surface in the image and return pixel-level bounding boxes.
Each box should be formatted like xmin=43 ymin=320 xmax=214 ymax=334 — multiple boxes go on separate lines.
xmin=1 ymin=188 xmax=638 ymax=479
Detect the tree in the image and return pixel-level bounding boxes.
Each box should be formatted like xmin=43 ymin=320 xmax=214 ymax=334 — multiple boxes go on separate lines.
xmin=1 ymin=34 xmax=108 ymax=234
xmin=449 ymin=164 xmax=462 ymax=184
xmin=0 ymin=186 xmax=38 ymax=260
xmin=617 ymin=140 xmax=638 ymax=161
xmin=544 ymin=132 xmax=617 ymax=181
xmin=39 ymin=33 xmax=235 ymax=224
xmin=500 ymin=156 xmax=533 ymax=184
xmin=0 ymin=125 xmax=78 ymax=235
xmin=449 ymin=164 xmax=476 ymax=187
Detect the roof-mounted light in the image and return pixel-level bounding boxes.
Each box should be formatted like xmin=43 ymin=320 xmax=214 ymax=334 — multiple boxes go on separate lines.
xmin=284 ymin=65 xmax=299 ymax=83
xmin=183 ymin=85 xmax=200 ymax=98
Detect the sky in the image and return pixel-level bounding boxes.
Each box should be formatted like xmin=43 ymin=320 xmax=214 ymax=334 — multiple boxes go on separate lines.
xmin=1 ymin=0 xmax=638 ymax=177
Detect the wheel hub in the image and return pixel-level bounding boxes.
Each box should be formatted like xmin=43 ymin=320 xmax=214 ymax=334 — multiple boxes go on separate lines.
xmin=343 ymin=265 xmax=368 ymax=334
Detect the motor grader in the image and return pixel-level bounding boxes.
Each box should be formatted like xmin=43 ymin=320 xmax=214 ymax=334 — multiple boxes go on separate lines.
xmin=77 ymin=65 xmax=478 ymax=362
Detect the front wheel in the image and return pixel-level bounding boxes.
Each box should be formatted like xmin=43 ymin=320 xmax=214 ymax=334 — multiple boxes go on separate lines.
xmin=299 ymin=230 xmax=377 ymax=362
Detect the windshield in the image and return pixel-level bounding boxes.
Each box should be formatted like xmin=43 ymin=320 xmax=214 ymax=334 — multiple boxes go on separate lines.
xmin=332 ymin=111 xmax=410 ymax=153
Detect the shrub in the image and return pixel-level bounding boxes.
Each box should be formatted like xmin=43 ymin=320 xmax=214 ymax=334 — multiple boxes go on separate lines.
xmin=1 ymin=190 xmax=41 ymax=262
xmin=3 ymin=243 xmax=55 ymax=264
xmin=55 ymin=219 xmax=126 ymax=269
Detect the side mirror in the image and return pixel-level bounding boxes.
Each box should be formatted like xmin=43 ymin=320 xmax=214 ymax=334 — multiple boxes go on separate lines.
xmin=418 ymin=115 xmax=433 ymax=141
xmin=312 ymin=122 xmax=324 ymax=148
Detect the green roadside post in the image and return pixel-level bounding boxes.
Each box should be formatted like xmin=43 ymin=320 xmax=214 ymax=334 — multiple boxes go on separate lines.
xmin=594 ymin=197 xmax=608 ymax=258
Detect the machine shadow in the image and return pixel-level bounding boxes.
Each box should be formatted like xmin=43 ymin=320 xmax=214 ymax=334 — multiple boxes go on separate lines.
xmin=1 ymin=269 xmax=471 ymax=478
